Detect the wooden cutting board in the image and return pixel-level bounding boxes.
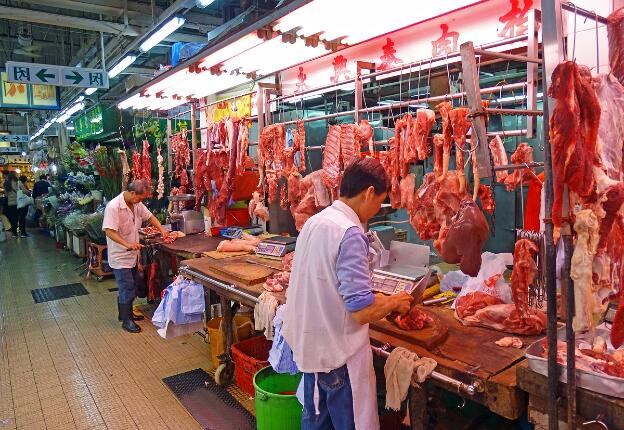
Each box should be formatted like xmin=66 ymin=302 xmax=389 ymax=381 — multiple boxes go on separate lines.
xmin=210 ymin=262 xmax=275 ymax=285
xmin=371 ymin=307 xmax=449 ymax=349
xmin=202 ymin=250 xmax=251 ymax=260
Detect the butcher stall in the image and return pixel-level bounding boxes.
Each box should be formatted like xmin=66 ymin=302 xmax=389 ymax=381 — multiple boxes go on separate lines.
xmin=114 ymin=0 xmax=624 ymax=428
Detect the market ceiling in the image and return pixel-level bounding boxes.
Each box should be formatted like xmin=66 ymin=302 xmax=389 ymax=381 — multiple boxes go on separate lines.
xmin=118 ymin=0 xmax=481 ymax=111
xmin=0 ymin=0 xmax=269 ymax=134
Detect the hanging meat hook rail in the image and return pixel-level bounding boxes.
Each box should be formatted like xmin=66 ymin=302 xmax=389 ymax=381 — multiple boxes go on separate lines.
xmin=178 ymin=266 xmax=482 ymax=397
xmin=370 ymin=344 xmax=483 ymax=397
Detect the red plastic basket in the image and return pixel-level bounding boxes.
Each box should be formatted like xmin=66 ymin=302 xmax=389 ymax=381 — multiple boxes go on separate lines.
xmin=231 ymin=336 xmax=272 ymax=396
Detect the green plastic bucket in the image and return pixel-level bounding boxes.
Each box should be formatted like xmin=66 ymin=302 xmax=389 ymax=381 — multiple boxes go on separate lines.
xmin=253 ymin=366 xmax=303 ymax=430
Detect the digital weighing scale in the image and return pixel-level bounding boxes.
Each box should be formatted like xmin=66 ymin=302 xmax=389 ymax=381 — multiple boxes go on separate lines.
xmin=371 ymin=264 xmax=431 ymax=298
xmin=255 ymin=236 xmax=297 ymax=260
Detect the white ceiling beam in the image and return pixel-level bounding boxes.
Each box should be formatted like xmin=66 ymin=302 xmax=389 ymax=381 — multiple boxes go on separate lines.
xmin=0 ymin=5 xmax=142 ymax=36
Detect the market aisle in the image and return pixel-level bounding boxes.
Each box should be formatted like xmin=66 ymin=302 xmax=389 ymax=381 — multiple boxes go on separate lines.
xmin=0 ymin=232 xmax=211 ymax=430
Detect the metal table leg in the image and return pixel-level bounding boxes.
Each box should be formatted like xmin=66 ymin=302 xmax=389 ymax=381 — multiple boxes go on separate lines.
xmin=214 ymin=296 xmax=240 ymax=386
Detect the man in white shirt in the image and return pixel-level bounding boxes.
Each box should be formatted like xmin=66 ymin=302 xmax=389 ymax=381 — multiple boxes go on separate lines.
xmin=102 ymin=180 xmax=168 ymax=333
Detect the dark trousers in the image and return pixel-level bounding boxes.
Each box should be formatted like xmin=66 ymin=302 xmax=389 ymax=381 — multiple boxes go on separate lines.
xmin=5 ymin=204 xmax=18 ymax=235
xmin=17 ymin=206 xmax=27 ymax=235
xmin=112 ymin=267 xmax=138 ymax=305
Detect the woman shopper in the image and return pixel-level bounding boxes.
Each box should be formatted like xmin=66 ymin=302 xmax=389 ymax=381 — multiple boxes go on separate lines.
xmin=16 ymin=175 xmax=31 ymax=237
xmin=3 ymin=171 xmax=18 ymax=238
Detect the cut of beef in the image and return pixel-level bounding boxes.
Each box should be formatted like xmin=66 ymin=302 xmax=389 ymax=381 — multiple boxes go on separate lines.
xmin=607 ymin=7 xmax=624 ymax=87
xmin=433 ymin=134 xmax=445 ymax=177
xmin=321 ymin=125 xmax=342 ymax=198
xmin=511 ymin=239 xmax=539 ymax=318
xmin=455 ymin=292 xmax=504 ymax=319
xmin=488 ymin=135 xmax=509 ymax=183
xmin=340 ymin=124 xmax=359 ymax=167
xmin=548 ymin=61 xmax=601 ymax=228
xmin=440 ymin=197 xmax=489 ymax=276
xmin=142 ymin=139 xmax=152 ymax=188
xmin=399 ymin=174 xmax=416 ymax=210
xmin=415 ymin=109 xmax=436 ymax=160
xmin=503 ymin=143 xmax=534 ymax=191
xmin=593 ymin=74 xmax=624 ymax=181
xmin=477 ymin=185 xmax=495 ymax=215
xmin=461 ymin=304 xmax=547 ymax=335
xmin=391 ymin=306 xmax=433 ymax=330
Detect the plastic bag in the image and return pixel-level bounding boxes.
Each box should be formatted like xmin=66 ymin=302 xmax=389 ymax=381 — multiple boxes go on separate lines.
xmin=152 ymin=278 xmax=205 ymax=338
xmin=440 ymin=270 xmax=470 ymax=293
xmin=452 ymin=252 xmax=513 ymax=308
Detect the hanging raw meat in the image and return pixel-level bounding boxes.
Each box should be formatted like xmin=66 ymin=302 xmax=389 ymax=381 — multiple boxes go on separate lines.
xmin=439 ymin=197 xmax=489 ymax=276
xmin=297 ymin=120 xmax=306 ymax=172
xmin=449 ymin=107 xmax=471 ymax=193
xmin=249 ymin=191 xmax=269 ymax=222
xmin=488 ymin=135 xmax=509 ymax=183
xmin=511 ymin=239 xmax=539 ymax=318
xmin=477 ymin=185 xmax=495 ymax=215
xmin=321 ymin=125 xmax=342 ymax=198
xmin=593 ymin=74 xmax=624 ymax=181
xmin=266 ymin=172 xmax=279 ymax=204
xmin=395 ymin=113 xmax=412 ymax=178
xmin=340 ymin=124 xmax=360 ymax=168
xmin=119 ymin=149 xmax=130 ymax=191
xmin=290 ymin=170 xmax=330 ymax=231
xmin=156 ymin=146 xmax=164 ymax=200
xmin=571 ymin=209 xmax=600 ymax=333
xmin=236 ymin=117 xmax=254 ymax=175
xmin=607 ymin=7 xmax=624 ymax=87
xmin=356 ymin=119 xmax=374 ymax=155
xmin=437 ymin=101 xmax=453 ymax=154
xmin=503 ymin=143 xmax=535 ymax=191
xmin=415 ymin=109 xmax=436 ymax=160
xmin=131 ymin=151 xmax=142 ymax=182
xmin=548 ymin=61 xmax=601 ymax=228
xmin=433 ymin=134 xmax=445 ymax=177
xmin=399 ymin=174 xmax=416 ymax=210
xmin=142 ymin=139 xmax=152 ymax=189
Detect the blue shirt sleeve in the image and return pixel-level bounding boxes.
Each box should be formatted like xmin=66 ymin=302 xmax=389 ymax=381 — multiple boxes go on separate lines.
xmin=337 ymin=226 xmax=375 ymax=312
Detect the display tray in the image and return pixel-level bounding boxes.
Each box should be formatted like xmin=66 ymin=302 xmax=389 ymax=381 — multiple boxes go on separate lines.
xmin=525 ymin=326 xmax=624 ymax=398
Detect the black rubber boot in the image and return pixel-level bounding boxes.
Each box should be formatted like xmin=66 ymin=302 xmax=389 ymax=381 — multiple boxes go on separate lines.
xmin=120 ymin=303 xmax=141 ymax=333
xmin=117 ymin=302 xmax=144 ymax=321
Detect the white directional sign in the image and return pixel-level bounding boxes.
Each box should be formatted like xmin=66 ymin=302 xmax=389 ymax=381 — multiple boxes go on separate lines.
xmin=0 ymin=135 xmax=29 ymax=143
xmin=6 ymin=61 xmax=109 ymax=89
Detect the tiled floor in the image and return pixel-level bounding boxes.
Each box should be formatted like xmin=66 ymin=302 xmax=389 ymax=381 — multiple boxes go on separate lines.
xmin=0 ymin=231 xmax=228 ymax=430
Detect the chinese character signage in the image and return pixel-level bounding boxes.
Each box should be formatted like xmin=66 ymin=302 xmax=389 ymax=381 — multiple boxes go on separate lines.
xmin=6 ymin=61 xmax=109 ymax=89
xmin=0 ymin=71 xmax=60 ymax=109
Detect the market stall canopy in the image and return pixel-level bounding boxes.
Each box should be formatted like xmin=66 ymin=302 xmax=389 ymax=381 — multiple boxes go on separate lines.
xmin=118 ymin=0 xmax=480 ymax=111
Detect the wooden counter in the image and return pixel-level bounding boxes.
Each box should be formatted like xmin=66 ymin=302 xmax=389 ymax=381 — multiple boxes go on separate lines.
xmin=517 ymin=362 xmax=624 ymax=429
xmin=180 ymin=255 xmax=536 ymax=420
xmin=154 ymin=234 xmax=223 ymax=259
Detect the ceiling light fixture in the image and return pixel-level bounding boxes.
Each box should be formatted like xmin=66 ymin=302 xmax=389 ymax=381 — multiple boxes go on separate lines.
xmin=140 ymin=16 xmax=186 ymax=53
xmin=108 ymin=55 xmax=137 ymax=78
xmin=85 ymin=87 xmax=97 ymax=95
xmin=196 ymin=0 xmax=216 ymax=7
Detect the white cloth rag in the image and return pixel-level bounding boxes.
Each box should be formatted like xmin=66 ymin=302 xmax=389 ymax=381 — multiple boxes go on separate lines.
xmin=384 ymin=347 xmax=437 ymax=411
xmin=254 ymin=292 xmax=279 ymax=340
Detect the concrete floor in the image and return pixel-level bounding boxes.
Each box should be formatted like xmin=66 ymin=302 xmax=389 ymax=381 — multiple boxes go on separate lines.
xmin=0 ymin=231 xmax=250 ymax=430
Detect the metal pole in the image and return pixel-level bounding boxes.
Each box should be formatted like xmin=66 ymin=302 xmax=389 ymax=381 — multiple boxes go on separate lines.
xmin=563 ymin=234 xmax=576 ymax=430
xmin=526 ymin=9 xmax=540 ymax=138
xmin=541 ymin=1 xmax=565 ymax=428
xmin=560 ymin=1 xmax=608 ymax=24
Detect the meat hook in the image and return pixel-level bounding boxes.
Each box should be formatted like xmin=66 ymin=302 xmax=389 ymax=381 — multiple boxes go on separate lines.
xmin=572 ymin=3 xmax=578 ymax=61
xmin=595 ymin=11 xmax=600 ymax=73
xmin=582 ymin=416 xmax=608 ymax=430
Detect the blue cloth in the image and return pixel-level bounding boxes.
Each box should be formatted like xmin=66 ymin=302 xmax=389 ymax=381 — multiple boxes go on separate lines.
xmin=301 ymin=365 xmax=355 ymax=430
xmin=152 ymin=279 xmax=205 ymax=329
xmin=269 ymin=305 xmax=299 ymax=375
xmin=337 ymin=226 xmax=375 ymax=312
xmin=112 ymin=267 xmax=138 ymax=304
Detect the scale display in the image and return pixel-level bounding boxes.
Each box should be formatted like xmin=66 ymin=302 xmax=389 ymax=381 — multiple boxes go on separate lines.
xmin=371 ymin=265 xmax=429 ymax=296
xmin=371 ymin=274 xmax=416 ymax=295
xmin=255 ymin=236 xmax=297 ymax=260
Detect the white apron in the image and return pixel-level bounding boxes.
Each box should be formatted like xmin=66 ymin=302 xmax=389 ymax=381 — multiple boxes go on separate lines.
xmin=285 ymin=200 xmax=380 ymax=430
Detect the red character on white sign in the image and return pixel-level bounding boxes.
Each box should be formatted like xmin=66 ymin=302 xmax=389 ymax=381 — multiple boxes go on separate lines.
xmin=295 ymin=66 xmax=309 ymax=93
xmin=378 ymin=38 xmax=403 ymax=71
xmin=431 ymin=24 xmax=460 ymax=57
xmin=498 ymin=0 xmax=533 ymax=38
xmin=330 ymin=55 xmax=351 ymax=83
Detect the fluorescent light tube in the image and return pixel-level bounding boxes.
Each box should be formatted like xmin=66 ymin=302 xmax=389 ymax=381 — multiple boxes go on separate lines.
xmin=109 ymin=55 xmax=137 ymax=78
xmin=196 ymin=0 xmax=216 ymax=7
xmin=85 ymin=87 xmax=97 ymax=95
xmin=140 ymin=16 xmax=186 ymax=52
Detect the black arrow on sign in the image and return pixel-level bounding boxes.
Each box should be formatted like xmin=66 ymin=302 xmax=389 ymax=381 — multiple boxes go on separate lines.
xmin=10 ymin=136 xmax=19 ymax=142
xmin=0 ymin=136 xmax=8 ymax=141
xmin=64 ymin=71 xmax=84 ymax=85
xmin=36 ymin=69 xmax=56 ymax=83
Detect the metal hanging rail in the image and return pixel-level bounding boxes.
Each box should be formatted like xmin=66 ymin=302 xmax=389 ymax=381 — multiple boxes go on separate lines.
xmin=561 ymin=1 xmax=608 ymax=24
xmin=277 ymin=82 xmax=528 ymax=126
xmin=472 ymin=49 xmax=541 ymax=64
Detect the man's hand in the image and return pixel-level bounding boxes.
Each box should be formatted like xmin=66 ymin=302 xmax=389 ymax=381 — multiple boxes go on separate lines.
xmin=126 ymin=242 xmax=143 ymax=251
xmin=391 ymin=292 xmax=413 ymax=315
xmin=160 ymin=229 xmax=169 ymax=239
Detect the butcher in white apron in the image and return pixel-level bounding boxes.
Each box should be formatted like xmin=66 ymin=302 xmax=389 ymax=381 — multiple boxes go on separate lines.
xmin=282 ymin=158 xmax=412 ymax=430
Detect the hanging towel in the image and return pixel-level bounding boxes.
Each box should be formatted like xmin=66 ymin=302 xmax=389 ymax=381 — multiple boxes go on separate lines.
xmin=268 ymin=305 xmax=299 ymax=374
xmin=384 ymin=347 xmax=437 ymax=411
xmin=254 ymin=291 xmax=279 ymax=340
